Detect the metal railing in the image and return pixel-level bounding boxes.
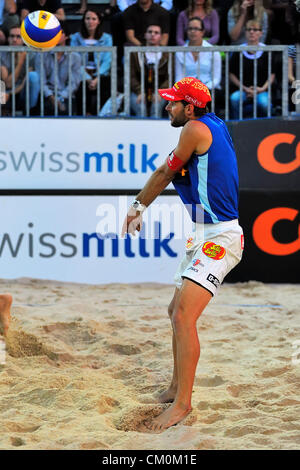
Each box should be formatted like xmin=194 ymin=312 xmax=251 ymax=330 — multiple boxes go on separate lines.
xmin=0 ymin=46 xmax=117 ymax=117
xmin=0 ymin=44 xmax=295 ymax=119
xmin=124 ymin=45 xmax=290 ymax=120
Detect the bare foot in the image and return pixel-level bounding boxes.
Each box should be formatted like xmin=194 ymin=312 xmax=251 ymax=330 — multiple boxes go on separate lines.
xmin=0 ymin=294 xmax=12 ymax=337
xmin=155 ymin=386 xmax=177 ymax=403
xmin=144 ymin=402 xmax=192 ymax=432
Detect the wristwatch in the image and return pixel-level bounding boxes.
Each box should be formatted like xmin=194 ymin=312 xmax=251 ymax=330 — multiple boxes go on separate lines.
xmin=131 ymin=199 xmax=147 ymax=213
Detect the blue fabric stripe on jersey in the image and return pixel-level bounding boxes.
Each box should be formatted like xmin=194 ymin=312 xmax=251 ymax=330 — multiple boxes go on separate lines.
xmin=197 ymin=153 xmax=219 ymax=224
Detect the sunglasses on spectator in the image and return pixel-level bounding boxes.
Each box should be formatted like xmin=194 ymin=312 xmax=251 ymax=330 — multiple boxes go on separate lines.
xmin=187 ymin=27 xmax=203 ymax=31
xmin=246 ymin=28 xmax=261 ymax=32
xmin=9 ymin=34 xmax=22 ymax=38
xmin=147 ymin=30 xmax=161 ymax=34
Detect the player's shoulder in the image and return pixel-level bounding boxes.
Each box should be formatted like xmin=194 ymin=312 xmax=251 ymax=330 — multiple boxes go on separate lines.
xmin=181 ymin=118 xmax=212 ymax=139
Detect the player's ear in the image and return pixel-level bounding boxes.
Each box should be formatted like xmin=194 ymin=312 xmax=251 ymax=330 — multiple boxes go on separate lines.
xmin=185 ymin=103 xmax=194 ymax=116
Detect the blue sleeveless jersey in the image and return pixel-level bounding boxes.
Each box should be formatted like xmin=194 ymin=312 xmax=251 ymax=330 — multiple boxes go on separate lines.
xmin=172 ymin=113 xmax=239 ymax=224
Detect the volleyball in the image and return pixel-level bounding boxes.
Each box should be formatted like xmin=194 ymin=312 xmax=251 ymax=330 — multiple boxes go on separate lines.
xmin=21 ymin=10 xmax=62 ymax=51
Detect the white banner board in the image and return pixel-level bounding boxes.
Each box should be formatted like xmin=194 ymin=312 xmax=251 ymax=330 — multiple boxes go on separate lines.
xmin=0 ymin=119 xmax=181 ymax=189
xmin=0 ymin=196 xmax=193 ymax=284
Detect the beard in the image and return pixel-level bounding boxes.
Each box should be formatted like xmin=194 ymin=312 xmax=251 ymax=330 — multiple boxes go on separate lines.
xmin=170 ymin=115 xmax=188 ymax=127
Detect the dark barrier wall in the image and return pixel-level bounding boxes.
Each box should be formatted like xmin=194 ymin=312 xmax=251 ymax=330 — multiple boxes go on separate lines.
xmin=226 ymin=116 xmax=300 ymax=283
xmin=226 ymin=190 xmax=300 ymax=283
xmin=227 ymin=117 xmax=300 ymax=190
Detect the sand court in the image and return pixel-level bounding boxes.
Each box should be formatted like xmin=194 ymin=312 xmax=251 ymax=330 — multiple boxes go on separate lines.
xmin=0 ymin=278 xmax=299 ymax=450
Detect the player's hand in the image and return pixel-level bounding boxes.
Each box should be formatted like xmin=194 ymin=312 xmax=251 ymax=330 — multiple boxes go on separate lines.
xmin=121 ymin=207 xmax=143 ymax=237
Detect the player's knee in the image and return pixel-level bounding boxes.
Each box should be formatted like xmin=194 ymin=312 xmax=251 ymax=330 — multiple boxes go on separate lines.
xmin=167 ymin=303 xmax=174 ymax=319
xmin=172 ymin=307 xmax=187 ymax=332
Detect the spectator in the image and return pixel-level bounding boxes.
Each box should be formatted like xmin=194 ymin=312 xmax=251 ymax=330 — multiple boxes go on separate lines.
xmin=130 ymin=23 xmax=172 ymax=117
xmin=21 ymin=0 xmax=65 ymax=22
xmin=116 ymin=0 xmax=173 ymax=10
xmin=288 ymin=44 xmax=296 ymax=111
xmin=288 ymin=44 xmax=296 ymax=84
xmin=0 ymin=24 xmax=40 ymax=115
xmin=228 ymin=0 xmax=268 ymax=44
xmin=0 ymin=0 xmax=19 ymax=45
xmin=123 ymin=0 xmax=170 ymax=46
xmin=263 ymin=0 xmax=293 ymax=43
xmin=213 ymin=0 xmax=234 ymax=44
xmin=176 ymin=0 xmax=220 ymax=45
xmin=175 ymin=17 xmax=221 ymax=89
xmin=70 ymin=8 xmax=112 ymax=115
xmin=229 ymin=19 xmax=275 ymax=118
xmin=34 ymin=22 xmax=81 ymax=115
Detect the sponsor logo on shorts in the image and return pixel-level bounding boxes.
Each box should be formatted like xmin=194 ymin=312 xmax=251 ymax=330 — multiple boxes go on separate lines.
xmin=202 ymin=241 xmax=226 ymax=260
xmin=207 ymin=273 xmax=220 ymax=288
xmin=192 ymin=258 xmax=204 ymax=267
xmin=187 ymin=266 xmax=199 ymax=273
xmin=241 ymin=234 xmax=244 ymax=250
xmin=186 ymin=237 xmax=194 ymax=249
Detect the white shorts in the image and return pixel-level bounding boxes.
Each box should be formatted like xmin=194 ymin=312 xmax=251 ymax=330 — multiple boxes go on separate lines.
xmin=174 ymin=219 xmax=244 ymax=296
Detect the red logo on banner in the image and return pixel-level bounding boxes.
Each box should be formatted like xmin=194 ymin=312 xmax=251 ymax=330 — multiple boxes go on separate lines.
xmin=257 ymin=133 xmax=300 ymax=174
xmin=202 ymin=242 xmax=226 ymax=260
xmin=252 ymin=208 xmax=300 ymax=256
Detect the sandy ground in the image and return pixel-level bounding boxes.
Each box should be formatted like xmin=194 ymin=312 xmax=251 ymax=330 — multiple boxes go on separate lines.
xmin=0 ymin=278 xmax=299 ymax=450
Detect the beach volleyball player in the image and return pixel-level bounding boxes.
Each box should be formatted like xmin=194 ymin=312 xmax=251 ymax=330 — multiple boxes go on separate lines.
xmin=122 ymin=77 xmax=244 ymax=432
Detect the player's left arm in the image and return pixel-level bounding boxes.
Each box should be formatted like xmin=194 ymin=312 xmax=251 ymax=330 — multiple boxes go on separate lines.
xmin=122 ymin=120 xmax=212 ymax=235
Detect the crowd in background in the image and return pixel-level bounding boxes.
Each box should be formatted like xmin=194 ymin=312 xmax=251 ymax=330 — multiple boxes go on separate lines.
xmin=0 ymin=0 xmax=299 ymax=117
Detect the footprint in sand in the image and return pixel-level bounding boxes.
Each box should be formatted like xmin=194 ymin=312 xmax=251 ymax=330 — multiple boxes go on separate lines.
xmin=261 ymin=366 xmax=290 ymax=378
xmin=6 ymin=329 xmax=56 ymax=360
xmin=114 ymin=405 xmax=168 ymax=432
xmin=109 ymin=344 xmax=141 ymax=355
xmin=10 ymin=437 xmax=25 ymax=447
xmin=197 ymin=375 xmax=226 ymax=387
xmin=97 ymin=395 xmax=120 ymax=414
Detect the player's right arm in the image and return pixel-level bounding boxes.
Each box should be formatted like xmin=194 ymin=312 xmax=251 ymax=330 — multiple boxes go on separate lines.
xmin=121 ymin=119 xmax=212 ymax=236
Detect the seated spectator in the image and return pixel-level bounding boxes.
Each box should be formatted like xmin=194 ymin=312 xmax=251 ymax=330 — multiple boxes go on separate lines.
xmin=21 ymin=0 xmax=65 ymax=22
xmin=34 ymin=22 xmax=81 ymax=115
xmin=114 ymin=0 xmax=173 ymax=11
xmin=70 ymin=8 xmax=112 ymax=116
xmin=123 ymin=0 xmax=170 ymax=46
xmin=0 ymin=0 xmax=19 ymax=45
xmin=263 ymin=0 xmax=295 ymax=44
xmin=288 ymin=44 xmax=296 ymax=111
xmin=0 ymin=24 xmax=39 ymax=115
xmin=176 ymin=0 xmax=220 ymax=45
xmin=130 ymin=24 xmax=172 ymax=117
xmin=228 ymin=0 xmax=268 ymax=45
xmin=229 ymin=19 xmax=275 ymax=118
xmin=175 ymin=17 xmax=221 ymax=90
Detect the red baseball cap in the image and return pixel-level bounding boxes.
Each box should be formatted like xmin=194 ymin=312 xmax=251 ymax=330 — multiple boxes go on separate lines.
xmin=158 ymin=77 xmax=212 ymax=108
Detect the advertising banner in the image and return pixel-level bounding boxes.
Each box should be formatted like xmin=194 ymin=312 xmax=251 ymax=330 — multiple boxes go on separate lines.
xmin=1 ymin=117 xmax=299 ymax=191
xmin=0 ymin=119 xmax=181 ymax=190
xmin=0 ymin=193 xmax=299 ymax=284
xmin=227 ymin=190 xmax=300 ymax=283
xmin=0 ymin=195 xmax=193 ymax=284
xmin=227 ymin=117 xmax=300 ymax=190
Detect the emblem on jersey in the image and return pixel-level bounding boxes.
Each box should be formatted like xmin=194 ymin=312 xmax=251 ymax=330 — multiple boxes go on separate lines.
xmin=202 ymin=241 xmax=226 ymax=260
xmin=192 ymin=258 xmax=204 ymax=267
xmin=186 ymin=237 xmax=194 ymax=249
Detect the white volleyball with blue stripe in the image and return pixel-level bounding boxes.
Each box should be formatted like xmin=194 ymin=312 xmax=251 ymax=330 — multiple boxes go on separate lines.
xmin=21 ymin=10 xmax=62 ymax=51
